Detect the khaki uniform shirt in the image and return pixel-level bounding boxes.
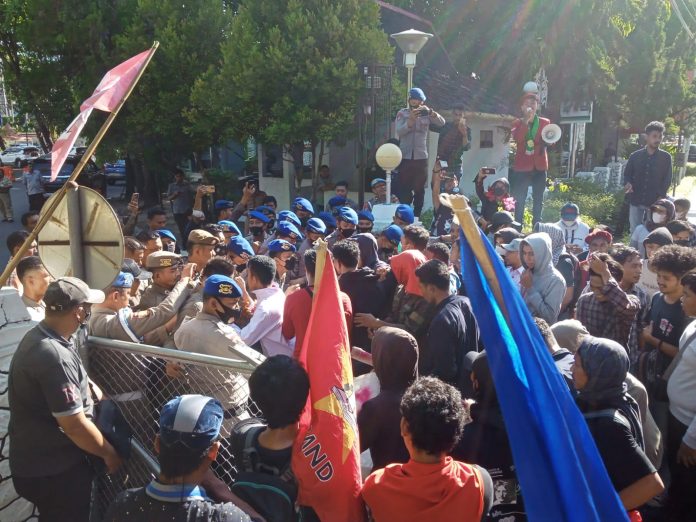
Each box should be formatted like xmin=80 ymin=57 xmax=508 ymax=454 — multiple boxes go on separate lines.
xmin=137 ymin=282 xmax=172 ymax=311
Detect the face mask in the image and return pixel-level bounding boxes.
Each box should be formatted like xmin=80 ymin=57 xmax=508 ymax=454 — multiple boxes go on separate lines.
xmin=283 ymin=256 xmax=298 ymax=271
xmin=165 ymin=242 xmax=176 ymax=252
xmin=215 ymin=298 xmax=241 ymax=324
xmin=235 ymin=262 xmax=247 ymax=272
xmin=300 ymin=216 xmax=309 ymax=227
xmin=380 ymin=247 xmax=394 ymax=256
xmin=676 ymin=239 xmax=690 ymax=246
xmin=340 ymin=228 xmax=355 ymax=238
xmin=562 ymin=219 xmax=576 ymax=227
xmin=493 ymin=185 xmax=506 ymax=197
xmin=215 ymin=245 xmax=227 ymax=256
xmin=358 ymin=227 xmax=373 ymax=234
xmin=652 ymin=212 xmax=666 ymax=224
xmin=249 ymin=226 xmax=264 ymax=236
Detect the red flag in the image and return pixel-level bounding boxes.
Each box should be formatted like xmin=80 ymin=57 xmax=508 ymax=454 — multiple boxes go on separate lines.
xmin=50 ymin=49 xmax=151 ymax=181
xmin=291 ymin=243 xmax=364 ymax=522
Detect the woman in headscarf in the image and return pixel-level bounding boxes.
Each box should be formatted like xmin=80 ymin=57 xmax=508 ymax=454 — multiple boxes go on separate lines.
xmin=573 ymin=336 xmax=664 ymax=513
xmin=351 ymin=233 xmax=387 ymax=271
xmin=358 ymin=327 xmax=418 ymax=472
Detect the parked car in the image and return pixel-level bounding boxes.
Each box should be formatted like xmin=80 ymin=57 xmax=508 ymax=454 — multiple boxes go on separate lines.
xmin=104 ymin=159 xmax=126 ymax=184
xmin=689 ymin=144 xmax=696 ymax=163
xmin=31 ymin=154 xmax=104 ymax=194
xmin=1 ymin=146 xmax=40 ymax=167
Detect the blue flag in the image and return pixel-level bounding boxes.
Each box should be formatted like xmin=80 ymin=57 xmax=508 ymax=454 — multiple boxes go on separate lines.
xmin=458 ymin=227 xmax=628 ymax=521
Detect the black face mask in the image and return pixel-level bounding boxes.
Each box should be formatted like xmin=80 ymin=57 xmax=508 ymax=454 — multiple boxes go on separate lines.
xmin=249 ymin=226 xmax=264 ymax=236
xmin=215 ymin=298 xmax=241 ymax=324
xmin=235 ymin=262 xmax=247 ymax=272
xmin=300 ymin=216 xmax=310 ymax=227
xmin=493 ymin=185 xmax=506 ymax=197
xmin=340 ymin=228 xmax=355 ymax=238
xmin=283 ymin=256 xmax=298 ymax=271
xmin=676 ymin=239 xmax=690 ymax=247
xmin=379 ymin=247 xmax=394 ymax=256
xmin=358 ymin=227 xmax=373 ymax=234
xmin=215 ymin=244 xmax=227 ymax=256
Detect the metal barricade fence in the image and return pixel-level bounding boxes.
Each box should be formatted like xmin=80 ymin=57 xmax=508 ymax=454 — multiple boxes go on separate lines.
xmin=86 ymin=336 xmax=263 ymax=520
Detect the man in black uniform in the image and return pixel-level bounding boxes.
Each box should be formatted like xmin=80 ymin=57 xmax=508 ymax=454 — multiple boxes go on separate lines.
xmin=9 ymin=277 xmax=122 ymax=521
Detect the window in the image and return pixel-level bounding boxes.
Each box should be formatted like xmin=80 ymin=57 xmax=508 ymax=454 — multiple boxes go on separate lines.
xmin=480 ymin=130 xmax=494 ymax=148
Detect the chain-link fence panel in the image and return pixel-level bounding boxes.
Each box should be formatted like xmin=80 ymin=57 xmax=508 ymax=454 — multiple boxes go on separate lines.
xmin=85 ymin=337 xmax=264 ymax=520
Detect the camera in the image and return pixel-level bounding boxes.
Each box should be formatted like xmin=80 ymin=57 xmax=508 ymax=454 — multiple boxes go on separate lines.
xmin=418 ymin=108 xmax=431 ymax=116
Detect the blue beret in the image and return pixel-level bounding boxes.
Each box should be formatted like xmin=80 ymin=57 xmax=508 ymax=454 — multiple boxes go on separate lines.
xmin=215 ymin=199 xmax=234 ymax=210
xmin=157 ymin=229 xmax=177 ymax=242
xmin=292 ymin=198 xmax=314 ymax=214
xmin=382 ymin=224 xmax=404 ymax=244
xmin=227 ymin=236 xmax=254 ymax=257
xmin=306 ymin=217 xmax=326 ymax=234
xmin=317 ymin=211 xmax=336 ymax=228
xmin=112 ymin=271 xmax=134 ymax=289
xmin=328 ymin=196 xmax=347 ymax=209
xmin=370 ymin=178 xmax=386 ymax=188
xmin=337 ymin=206 xmax=359 ymax=225
xmin=248 ymin=210 xmax=271 ymax=223
xmin=218 ymin=220 xmax=241 ymax=235
xmin=277 ymin=220 xmax=303 ymax=240
xmin=358 ymin=210 xmax=375 ymax=222
xmin=204 ymin=274 xmax=242 ymax=298
xmin=277 ymin=210 xmax=301 ymax=228
xmin=268 ymin=239 xmax=297 ymax=253
xmin=408 ymin=87 xmax=426 ymax=101
xmin=394 ymin=204 xmax=415 ymax=225
xmin=254 ymin=205 xmax=275 ymax=216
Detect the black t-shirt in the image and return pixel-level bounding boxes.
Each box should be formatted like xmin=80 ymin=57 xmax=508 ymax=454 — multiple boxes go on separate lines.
xmin=649 ymin=293 xmax=686 ymax=348
xmin=556 ymin=257 xmax=575 ymax=288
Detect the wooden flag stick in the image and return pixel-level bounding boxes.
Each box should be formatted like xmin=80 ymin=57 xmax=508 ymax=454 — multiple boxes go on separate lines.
xmin=0 ymin=41 xmax=159 ymax=287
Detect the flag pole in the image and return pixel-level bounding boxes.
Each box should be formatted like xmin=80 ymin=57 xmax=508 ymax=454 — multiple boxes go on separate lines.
xmin=0 ymin=41 xmax=159 ymax=287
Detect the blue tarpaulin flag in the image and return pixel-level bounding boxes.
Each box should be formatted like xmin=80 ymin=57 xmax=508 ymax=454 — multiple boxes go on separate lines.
xmin=449 ymin=196 xmax=628 ymax=522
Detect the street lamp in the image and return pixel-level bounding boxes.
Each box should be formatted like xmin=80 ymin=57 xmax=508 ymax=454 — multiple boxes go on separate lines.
xmin=390 ymin=29 xmax=432 ymax=103
xmin=375 ymin=142 xmax=402 ymax=210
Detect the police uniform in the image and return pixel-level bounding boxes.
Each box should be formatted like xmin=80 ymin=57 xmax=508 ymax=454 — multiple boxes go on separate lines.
xmin=137 ymin=251 xmax=183 ymax=310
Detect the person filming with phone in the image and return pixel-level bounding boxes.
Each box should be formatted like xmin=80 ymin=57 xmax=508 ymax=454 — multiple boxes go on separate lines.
xmin=475 ymin=167 xmax=513 ymax=227
xmin=395 ymin=87 xmax=445 ymax=218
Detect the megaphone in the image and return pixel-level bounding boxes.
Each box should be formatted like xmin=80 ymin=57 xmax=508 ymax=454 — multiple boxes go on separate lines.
xmin=542 ymin=123 xmax=562 ymax=145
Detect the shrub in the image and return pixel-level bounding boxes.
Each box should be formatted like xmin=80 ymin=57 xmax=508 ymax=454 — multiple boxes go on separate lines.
xmin=542 ymin=179 xmax=624 ymax=228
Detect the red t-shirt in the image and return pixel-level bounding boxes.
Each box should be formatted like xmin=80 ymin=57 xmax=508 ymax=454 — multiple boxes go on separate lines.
xmin=361 ymin=457 xmax=484 ymax=522
xmin=282 ymin=286 xmax=353 ymax=358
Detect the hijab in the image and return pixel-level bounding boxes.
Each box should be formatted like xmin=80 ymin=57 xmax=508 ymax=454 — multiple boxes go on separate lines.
xmin=351 ymin=233 xmax=385 ymax=270
xmin=390 ymin=249 xmax=427 ymax=296
xmin=577 ymin=336 xmax=644 ymax=449
xmin=534 ymin=222 xmax=566 ymax=265
xmin=550 ymin=320 xmax=589 ymax=354
xmin=371 ymin=327 xmax=418 ymax=392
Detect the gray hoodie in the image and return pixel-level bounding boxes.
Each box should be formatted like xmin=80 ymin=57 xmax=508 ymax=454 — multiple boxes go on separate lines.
xmin=520 ymin=232 xmax=566 ymax=324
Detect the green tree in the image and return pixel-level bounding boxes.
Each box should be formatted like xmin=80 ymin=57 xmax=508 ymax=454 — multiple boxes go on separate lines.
xmin=189 ymin=0 xmax=393 ymax=197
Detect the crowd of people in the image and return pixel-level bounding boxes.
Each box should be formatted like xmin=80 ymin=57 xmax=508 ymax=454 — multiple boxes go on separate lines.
xmin=4 ymin=84 xmax=695 ymax=522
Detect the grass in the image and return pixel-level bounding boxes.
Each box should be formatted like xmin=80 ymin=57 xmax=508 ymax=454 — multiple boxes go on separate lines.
xmin=674 ymin=174 xmax=696 ymax=199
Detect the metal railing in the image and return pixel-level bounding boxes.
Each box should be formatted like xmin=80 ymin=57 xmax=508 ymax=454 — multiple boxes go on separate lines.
xmin=86 ymin=336 xmax=264 ymax=520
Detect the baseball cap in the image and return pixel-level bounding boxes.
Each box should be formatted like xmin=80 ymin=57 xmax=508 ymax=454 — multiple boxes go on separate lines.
xmin=146 ymin=251 xmax=183 ymax=269
xmin=214 ymin=199 xmax=235 ymax=210
xmin=268 ymin=239 xmax=297 ymax=253
xmin=394 ymin=204 xmax=415 ymax=225
xmin=187 ymin=229 xmax=219 ymax=245
xmin=370 ymin=178 xmax=386 ymax=188
xmin=218 ymin=220 xmax=241 ymax=236
xmin=306 ymin=217 xmax=326 ymax=234
xmin=317 ymin=211 xmax=336 ymax=228
xmin=358 ymin=210 xmax=375 ymax=223
xmin=277 ymin=210 xmax=301 ymax=228
xmin=337 ymin=207 xmax=359 ymax=225
xmin=227 ymin=236 xmax=254 ymax=257
xmin=204 ymin=274 xmax=241 ymax=298
xmin=122 ymin=258 xmax=152 ymax=281
xmin=191 ymin=210 xmax=206 ymax=220
xmin=292 ymin=198 xmax=314 ymax=214
xmin=489 ymin=211 xmax=520 ymax=229
xmin=328 ymin=196 xmax=348 ymax=209
xmin=276 ymin=220 xmax=303 ymax=240
xmin=560 ymin=203 xmax=579 ymax=217
xmin=248 ymin=210 xmax=271 ymax=223
xmin=110 ymin=271 xmax=134 ymax=289
xmin=382 ymin=224 xmax=404 ymax=245
xmin=44 ymin=276 xmax=105 ymax=311
xmin=585 ymin=229 xmax=613 ymax=245
xmin=159 ymin=395 xmax=224 ymax=451
xmin=156 ymin=229 xmax=177 ymax=242
xmin=501 ymin=237 xmax=524 ymax=252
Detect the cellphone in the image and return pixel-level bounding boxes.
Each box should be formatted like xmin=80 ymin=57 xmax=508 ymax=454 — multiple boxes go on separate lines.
xmin=418 ymin=108 xmax=431 ymax=116
xmin=130 ymin=192 xmax=139 ymax=204
xmin=482 ymin=167 xmax=496 ymax=175
xmin=439 ymin=160 xmax=449 ymax=168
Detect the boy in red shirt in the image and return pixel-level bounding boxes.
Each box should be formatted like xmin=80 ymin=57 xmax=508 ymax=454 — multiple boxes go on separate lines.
xmin=361 ymin=377 xmax=492 ymax=522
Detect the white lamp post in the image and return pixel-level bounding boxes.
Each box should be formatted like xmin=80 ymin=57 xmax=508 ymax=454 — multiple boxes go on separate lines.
xmin=375 ymin=143 xmax=402 ymax=206
xmin=390 ymin=29 xmax=432 ymax=103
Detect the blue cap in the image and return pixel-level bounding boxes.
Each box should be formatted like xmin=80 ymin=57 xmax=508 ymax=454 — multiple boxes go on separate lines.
xmin=204 ymin=274 xmax=242 ymax=298
xmin=328 ymin=196 xmax=347 ymax=209
xmin=338 ymin=206 xmax=359 ymax=225
xmin=317 ymin=211 xmax=336 ymax=228
xmin=394 ymin=204 xmax=415 ymax=225
xmin=306 ymin=217 xmax=326 ymax=234
xmin=268 ymin=239 xmax=297 ymax=253
xmin=248 ymin=210 xmax=271 ymax=223
xmin=218 ymin=220 xmax=241 ymax=235
xmin=277 ymin=210 xmax=301 ymax=228
xmin=382 ymin=224 xmax=404 ymax=244
xmin=254 ymin=205 xmax=275 ymax=216
xmin=112 ymin=271 xmax=134 ymax=289
xmin=157 ymin=229 xmax=177 ymax=242
xmin=358 ymin=210 xmax=375 ymax=222
xmin=215 ymin=199 xmax=234 ymax=210
xmin=159 ymin=395 xmax=224 ymax=451
xmin=277 ymin=220 xmax=304 ymax=240
xmin=227 ymin=236 xmax=254 ymax=257
xmin=370 ymin=178 xmax=386 ymax=188
xmin=408 ymin=87 xmax=426 ymax=101
xmin=292 ymin=197 xmax=314 ymax=214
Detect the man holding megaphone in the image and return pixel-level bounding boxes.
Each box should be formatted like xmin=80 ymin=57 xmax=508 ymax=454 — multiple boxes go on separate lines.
xmin=510 ymin=84 xmax=554 ymax=226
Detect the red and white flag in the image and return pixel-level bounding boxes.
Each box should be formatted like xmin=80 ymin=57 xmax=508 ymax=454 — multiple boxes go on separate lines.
xmin=50 ymin=49 xmax=151 ymax=181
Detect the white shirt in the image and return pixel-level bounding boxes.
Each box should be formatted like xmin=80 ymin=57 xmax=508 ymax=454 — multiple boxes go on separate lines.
xmin=637 ymin=259 xmax=659 ymax=299
xmin=508 ymin=265 xmax=525 ymax=292
xmin=667 ymin=319 xmax=696 ymax=448
xmin=555 ymin=219 xmax=590 ymax=250
xmin=241 ymin=285 xmax=293 ymax=357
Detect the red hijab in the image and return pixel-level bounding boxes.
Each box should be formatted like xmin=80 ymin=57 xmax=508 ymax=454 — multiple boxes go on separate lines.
xmin=390 ymin=250 xmax=427 ymax=296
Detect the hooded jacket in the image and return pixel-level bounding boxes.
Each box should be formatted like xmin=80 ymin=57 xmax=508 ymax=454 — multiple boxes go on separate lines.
xmin=520 ymin=233 xmax=566 ymax=324
xmin=630 ymin=199 xmax=675 ymax=257
xmin=338 ymin=268 xmax=387 ymax=351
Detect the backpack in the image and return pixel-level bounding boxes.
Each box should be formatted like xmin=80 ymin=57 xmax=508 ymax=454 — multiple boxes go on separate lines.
xmin=229 ymin=417 xmax=300 ymax=522
xmin=558 ymin=252 xmax=582 ymax=313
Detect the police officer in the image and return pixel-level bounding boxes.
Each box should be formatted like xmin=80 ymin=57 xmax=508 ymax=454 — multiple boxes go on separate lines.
xmin=9 ymin=277 xmax=121 ymax=521
xmin=138 ymin=251 xmax=185 ymax=310
xmin=186 ymin=229 xmax=219 ymax=270
xmin=326 ymin=207 xmax=359 ymax=248
xmin=296 ymin=217 xmax=326 ymax=282
xmin=267 ymin=239 xmax=297 ymax=290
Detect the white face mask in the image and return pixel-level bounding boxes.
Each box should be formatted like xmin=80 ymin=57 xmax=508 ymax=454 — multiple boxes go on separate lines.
xmin=562 ymin=219 xmax=576 ymax=227
xmin=652 ymin=212 xmax=666 ymax=224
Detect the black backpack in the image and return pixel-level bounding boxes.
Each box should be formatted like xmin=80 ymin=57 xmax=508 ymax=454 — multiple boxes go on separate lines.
xmin=558 ymin=252 xmax=582 ymax=313
xmin=229 ymin=418 xmax=300 ymax=522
